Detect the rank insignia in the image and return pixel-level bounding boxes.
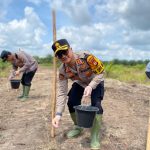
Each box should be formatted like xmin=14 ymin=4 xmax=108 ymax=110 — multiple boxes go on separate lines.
xmin=76 ymin=59 xmax=84 ymax=65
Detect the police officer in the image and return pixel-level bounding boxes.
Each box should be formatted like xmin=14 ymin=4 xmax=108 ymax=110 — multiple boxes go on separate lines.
xmin=51 ymin=39 xmax=105 ymax=149
xmin=0 ymin=50 xmax=38 ymax=101
xmin=146 ymin=62 xmax=150 ymax=79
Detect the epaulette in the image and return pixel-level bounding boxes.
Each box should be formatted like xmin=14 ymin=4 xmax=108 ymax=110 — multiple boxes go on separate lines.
xmin=76 ymin=50 xmax=91 ymax=59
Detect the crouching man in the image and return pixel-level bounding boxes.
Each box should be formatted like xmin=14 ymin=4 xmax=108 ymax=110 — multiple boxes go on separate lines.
xmin=51 ymin=39 xmax=105 ymax=149
xmin=0 ymin=50 xmax=38 ymax=101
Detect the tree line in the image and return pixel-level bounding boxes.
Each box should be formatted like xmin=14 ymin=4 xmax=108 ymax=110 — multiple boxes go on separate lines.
xmin=34 ymin=55 xmax=149 ymax=66
xmin=103 ymin=59 xmax=149 ymax=66
xmin=0 ymin=55 xmax=149 ymax=70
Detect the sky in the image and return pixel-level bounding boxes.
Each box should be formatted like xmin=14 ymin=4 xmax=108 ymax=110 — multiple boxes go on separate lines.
xmin=0 ymin=0 xmax=150 ymax=61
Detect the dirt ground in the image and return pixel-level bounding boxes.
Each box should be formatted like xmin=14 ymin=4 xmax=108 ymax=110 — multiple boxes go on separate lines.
xmin=0 ymin=67 xmax=149 ymax=150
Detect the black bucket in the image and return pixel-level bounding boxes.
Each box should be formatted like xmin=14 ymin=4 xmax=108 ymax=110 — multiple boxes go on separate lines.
xmin=74 ymin=105 xmax=99 ymax=128
xmin=10 ymin=80 xmax=20 ymax=89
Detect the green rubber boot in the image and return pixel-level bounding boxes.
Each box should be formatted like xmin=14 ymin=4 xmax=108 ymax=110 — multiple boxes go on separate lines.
xmin=90 ymin=114 xmax=102 ymax=150
xmin=66 ymin=112 xmax=83 ymax=138
xmin=18 ymin=85 xmax=25 ymax=99
xmin=20 ymin=86 xmax=30 ymax=101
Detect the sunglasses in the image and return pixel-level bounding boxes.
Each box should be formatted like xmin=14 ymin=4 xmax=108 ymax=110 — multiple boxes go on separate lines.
xmin=55 ymin=50 xmax=69 ymax=59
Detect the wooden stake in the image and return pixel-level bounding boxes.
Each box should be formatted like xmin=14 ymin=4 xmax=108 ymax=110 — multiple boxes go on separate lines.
xmin=146 ymin=98 xmax=150 ymax=150
xmin=51 ymin=10 xmax=57 ymax=138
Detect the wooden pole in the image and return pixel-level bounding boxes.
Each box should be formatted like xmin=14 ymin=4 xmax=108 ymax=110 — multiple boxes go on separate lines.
xmin=146 ymin=99 xmax=150 ymax=150
xmin=51 ymin=10 xmax=57 ymax=138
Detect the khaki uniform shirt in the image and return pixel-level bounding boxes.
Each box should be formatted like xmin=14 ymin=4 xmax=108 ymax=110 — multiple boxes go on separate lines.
xmin=146 ymin=62 xmax=150 ymax=72
xmin=56 ymin=52 xmax=104 ymax=113
xmin=10 ymin=51 xmax=38 ymax=78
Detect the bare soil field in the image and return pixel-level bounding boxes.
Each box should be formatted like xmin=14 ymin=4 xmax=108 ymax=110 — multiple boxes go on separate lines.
xmin=0 ymin=67 xmax=149 ymax=150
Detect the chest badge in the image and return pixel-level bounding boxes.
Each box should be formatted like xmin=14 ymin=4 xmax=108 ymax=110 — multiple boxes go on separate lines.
xmin=76 ymin=59 xmax=84 ymax=65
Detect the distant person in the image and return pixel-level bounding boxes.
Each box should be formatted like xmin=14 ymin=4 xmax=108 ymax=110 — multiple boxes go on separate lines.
xmin=0 ymin=50 xmax=38 ymax=101
xmin=51 ymin=39 xmax=105 ymax=149
xmin=145 ymin=62 xmax=150 ymax=79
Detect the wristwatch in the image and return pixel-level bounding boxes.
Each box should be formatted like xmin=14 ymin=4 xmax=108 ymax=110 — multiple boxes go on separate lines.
xmin=56 ymin=112 xmax=62 ymax=116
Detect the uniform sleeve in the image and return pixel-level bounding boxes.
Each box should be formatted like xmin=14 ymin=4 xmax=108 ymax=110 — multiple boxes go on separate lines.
xmin=17 ymin=53 xmax=31 ymax=73
xmin=88 ymin=73 xmax=104 ymax=89
xmin=146 ymin=62 xmax=150 ymax=72
xmin=9 ymin=64 xmax=18 ymax=79
xmin=56 ymin=73 xmax=68 ymax=114
xmin=86 ymin=54 xmax=105 ymax=89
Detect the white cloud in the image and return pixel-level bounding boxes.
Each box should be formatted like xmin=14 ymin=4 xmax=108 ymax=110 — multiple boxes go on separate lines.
xmin=103 ymin=0 xmax=150 ymax=30
xmin=1 ymin=0 xmax=149 ymax=60
xmin=0 ymin=6 xmax=49 ymax=56
xmin=17 ymin=0 xmax=150 ymax=60
xmin=57 ymin=22 xmax=114 ymax=51
xmin=56 ymin=20 xmax=150 ymax=60
xmin=50 ymin=0 xmax=92 ymax=25
xmin=26 ymin=0 xmax=92 ymax=25
xmin=125 ymin=30 xmax=150 ymax=46
xmin=93 ymin=46 xmax=150 ymax=61
xmin=94 ymin=0 xmax=150 ymax=60
xmin=122 ymin=0 xmax=150 ymax=30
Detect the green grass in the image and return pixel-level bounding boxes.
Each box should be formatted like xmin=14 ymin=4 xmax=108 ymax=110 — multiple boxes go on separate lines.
xmin=0 ymin=60 xmax=149 ymax=84
xmin=0 ymin=60 xmax=11 ymax=77
xmin=105 ymin=63 xmax=148 ymax=84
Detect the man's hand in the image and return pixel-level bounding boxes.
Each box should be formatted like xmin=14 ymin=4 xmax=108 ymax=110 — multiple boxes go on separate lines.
xmin=15 ymin=70 xmax=20 ymax=76
xmin=8 ymin=76 xmax=13 ymax=81
xmin=52 ymin=115 xmax=61 ymax=128
xmin=83 ymin=86 xmax=92 ymax=97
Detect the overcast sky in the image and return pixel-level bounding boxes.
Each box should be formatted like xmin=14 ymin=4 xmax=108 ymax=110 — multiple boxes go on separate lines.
xmin=0 ymin=0 xmax=150 ymax=60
